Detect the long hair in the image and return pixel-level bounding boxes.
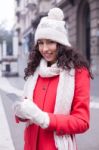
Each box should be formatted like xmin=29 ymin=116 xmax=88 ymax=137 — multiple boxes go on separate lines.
xmin=24 ymin=43 xmax=93 ymax=80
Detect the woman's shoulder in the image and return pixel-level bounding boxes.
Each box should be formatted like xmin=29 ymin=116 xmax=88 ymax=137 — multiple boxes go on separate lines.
xmin=24 ymin=75 xmax=33 ymax=86
xmin=26 ymin=75 xmax=33 ymax=81
xmin=75 ymin=67 xmax=90 ymax=79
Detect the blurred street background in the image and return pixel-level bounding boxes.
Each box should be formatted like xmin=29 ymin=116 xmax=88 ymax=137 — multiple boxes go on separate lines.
xmin=0 ymin=0 xmax=99 ymax=150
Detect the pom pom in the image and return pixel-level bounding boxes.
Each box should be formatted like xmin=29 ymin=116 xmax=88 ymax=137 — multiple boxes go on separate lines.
xmin=48 ymin=7 xmax=64 ymax=21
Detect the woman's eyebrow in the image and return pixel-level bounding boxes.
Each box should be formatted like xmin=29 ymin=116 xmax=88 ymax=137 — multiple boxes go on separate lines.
xmin=38 ymin=40 xmax=43 ymax=42
xmin=37 ymin=40 xmax=42 ymax=43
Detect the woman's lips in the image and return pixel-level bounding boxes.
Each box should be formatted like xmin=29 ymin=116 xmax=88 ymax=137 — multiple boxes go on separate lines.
xmin=43 ymin=53 xmax=52 ymax=58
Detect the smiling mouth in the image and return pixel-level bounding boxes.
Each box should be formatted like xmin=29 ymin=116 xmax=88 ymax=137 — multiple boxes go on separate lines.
xmin=44 ymin=53 xmax=52 ymax=56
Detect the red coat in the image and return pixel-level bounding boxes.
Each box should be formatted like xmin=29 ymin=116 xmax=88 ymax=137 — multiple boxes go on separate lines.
xmin=17 ymin=68 xmax=90 ymax=150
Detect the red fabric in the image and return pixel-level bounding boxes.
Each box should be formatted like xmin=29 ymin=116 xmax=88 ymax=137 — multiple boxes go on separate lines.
xmin=15 ymin=116 xmax=20 ymax=123
xmin=20 ymin=68 xmax=90 ymax=150
xmin=15 ymin=116 xmax=28 ymax=123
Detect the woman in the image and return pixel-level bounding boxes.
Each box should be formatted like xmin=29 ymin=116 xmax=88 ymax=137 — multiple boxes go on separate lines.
xmin=14 ymin=7 xmax=93 ymax=150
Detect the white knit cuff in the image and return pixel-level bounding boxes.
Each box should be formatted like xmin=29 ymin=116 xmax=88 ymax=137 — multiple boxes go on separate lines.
xmin=40 ymin=113 xmax=50 ymax=129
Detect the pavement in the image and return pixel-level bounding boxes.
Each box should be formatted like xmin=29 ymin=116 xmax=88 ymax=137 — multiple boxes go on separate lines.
xmin=0 ymin=77 xmax=24 ymax=150
xmin=0 ymin=75 xmax=99 ymax=150
xmin=0 ymin=96 xmax=15 ymax=150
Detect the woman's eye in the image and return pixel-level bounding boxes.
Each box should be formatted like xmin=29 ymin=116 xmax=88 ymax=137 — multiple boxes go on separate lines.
xmin=37 ymin=40 xmax=56 ymax=45
xmin=38 ymin=41 xmax=43 ymax=45
xmin=47 ymin=40 xmax=55 ymax=44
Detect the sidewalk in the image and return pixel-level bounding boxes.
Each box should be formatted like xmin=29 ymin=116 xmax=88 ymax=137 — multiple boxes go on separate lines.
xmin=0 ymin=77 xmax=24 ymax=96
xmin=7 ymin=77 xmax=25 ymax=90
xmin=0 ymin=77 xmax=24 ymax=150
xmin=90 ymin=75 xmax=99 ymax=109
xmin=0 ymin=96 xmax=15 ymax=150
xmin=90 ymin=75 xmax=99 ymax=97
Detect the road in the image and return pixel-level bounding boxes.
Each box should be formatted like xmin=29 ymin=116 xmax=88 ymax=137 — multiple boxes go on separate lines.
xmin=0 ymin=76 xmax=99 ymax=150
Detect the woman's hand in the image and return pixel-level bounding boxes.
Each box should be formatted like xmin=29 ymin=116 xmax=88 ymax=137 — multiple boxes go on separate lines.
xmin=13 ymin=101 xmax=27 ymax=119
xmin=15 ymin=115 xmax=28 ymax=122
xmin=14 ymin=99 xmax=49 ymax=128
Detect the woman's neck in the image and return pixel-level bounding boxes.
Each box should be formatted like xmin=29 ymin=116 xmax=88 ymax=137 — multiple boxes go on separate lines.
xmin=47 ymin=61 xmax=57 ymax=67
xmin=47 ymin=62 xmax=52 ymax=67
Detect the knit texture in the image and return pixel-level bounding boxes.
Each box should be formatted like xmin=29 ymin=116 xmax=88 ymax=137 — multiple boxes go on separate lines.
xmin=35 ymin=7 xmax=71 ymax=47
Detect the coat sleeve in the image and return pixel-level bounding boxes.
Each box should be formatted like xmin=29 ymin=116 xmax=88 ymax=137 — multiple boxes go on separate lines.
xmin=46 ymin=68 xmax=90 ymax=135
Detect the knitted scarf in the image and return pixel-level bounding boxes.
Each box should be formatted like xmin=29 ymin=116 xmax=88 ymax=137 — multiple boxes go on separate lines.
xmin=23 ymin=59 xmax=76 ymax=150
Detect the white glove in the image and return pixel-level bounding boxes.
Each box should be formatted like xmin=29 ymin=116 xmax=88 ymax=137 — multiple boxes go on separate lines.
xmin=13 ymin=101 xmax=27 ymax=119
xmin=13 ymin=99 xmax=50 ymax=128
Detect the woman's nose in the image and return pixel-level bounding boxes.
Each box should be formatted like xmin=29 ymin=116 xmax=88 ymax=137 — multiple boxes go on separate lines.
xmin=42 ymin=43 xmax=49 ymax=51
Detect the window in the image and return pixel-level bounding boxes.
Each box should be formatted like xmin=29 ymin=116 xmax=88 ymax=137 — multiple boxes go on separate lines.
xmin=7 ymin=42 xmax=13 ymax=56
xmin=6 ymin=64 xmax=10 ymax=72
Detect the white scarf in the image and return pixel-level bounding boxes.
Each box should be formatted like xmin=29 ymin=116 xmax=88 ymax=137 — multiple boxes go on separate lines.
xmin=23 ymin=59 xmax=76 ymax=150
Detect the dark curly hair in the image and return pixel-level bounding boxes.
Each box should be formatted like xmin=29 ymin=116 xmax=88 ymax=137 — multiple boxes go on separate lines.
xmin=24 ymin=43 xmax=93 ymax=80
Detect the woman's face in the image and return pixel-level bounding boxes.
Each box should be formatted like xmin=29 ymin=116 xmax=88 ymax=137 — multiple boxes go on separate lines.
xmin=38 ymin=39 xmax=57 ymax=65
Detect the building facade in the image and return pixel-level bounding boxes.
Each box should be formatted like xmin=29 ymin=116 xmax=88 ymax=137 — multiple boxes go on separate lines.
xmin=0 ymin=36 xmax=18 ymax=77
xmin=14 ymin=0 xmax=99 ymax=76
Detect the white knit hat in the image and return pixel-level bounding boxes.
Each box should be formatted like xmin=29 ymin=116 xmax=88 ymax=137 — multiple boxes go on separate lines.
xmin=34 ymin=7 xmax=71 ymax=47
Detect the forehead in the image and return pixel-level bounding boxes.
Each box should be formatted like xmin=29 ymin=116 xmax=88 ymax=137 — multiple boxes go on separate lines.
xmin=38 ymin=39 xmax=55 ymax=42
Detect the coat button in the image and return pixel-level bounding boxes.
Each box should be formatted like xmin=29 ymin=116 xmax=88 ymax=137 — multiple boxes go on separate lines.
xmin=42 ymin=86 xmax=46 ymax=90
